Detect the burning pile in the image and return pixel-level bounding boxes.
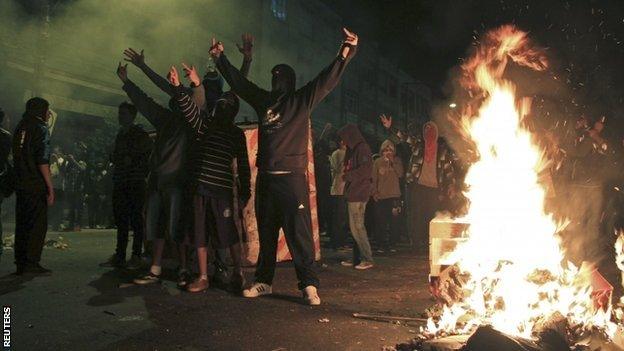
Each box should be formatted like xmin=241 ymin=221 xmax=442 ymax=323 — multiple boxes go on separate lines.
xmin=420 ymin=25 xmax=624 ymax=349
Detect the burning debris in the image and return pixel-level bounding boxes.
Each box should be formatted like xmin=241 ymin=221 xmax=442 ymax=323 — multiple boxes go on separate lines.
xmin=393 ymin=25 xmax=624 ymax=351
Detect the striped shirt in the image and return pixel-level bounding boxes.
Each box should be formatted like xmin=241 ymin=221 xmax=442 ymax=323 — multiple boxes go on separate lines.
xmin=176 ymin=88 xmax=251 ymax=200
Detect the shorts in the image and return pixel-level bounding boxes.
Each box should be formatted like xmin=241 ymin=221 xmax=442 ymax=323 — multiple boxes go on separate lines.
xmin=146 ymin=187 xmax=186 ymax=243
xmin=192 ymin=194 xmax=239 ymax=249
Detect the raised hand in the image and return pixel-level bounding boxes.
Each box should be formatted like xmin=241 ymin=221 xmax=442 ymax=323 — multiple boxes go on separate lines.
xmin=380 ymin=114 xmax=392 ymax=129
xmin=167 ymin=66 xmax=180 ymax=87
xmin=343 ymin=28 xmax=358 ymax=46
xmin=209 ymin=37 xmax=224 ymax=59
xmin=236 ymin=33 xmax=254 ymax=60
xmin=123 ymin=48 xmax=145 ymax=67
xmin=181 ymin=62 xmax=200 ymax=87
xmin=116 ymin=62 xmax=128 ymax=82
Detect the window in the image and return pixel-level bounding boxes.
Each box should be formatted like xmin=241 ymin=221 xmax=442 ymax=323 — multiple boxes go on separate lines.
xmin=271 ymin=0 xmax=287 ymax=21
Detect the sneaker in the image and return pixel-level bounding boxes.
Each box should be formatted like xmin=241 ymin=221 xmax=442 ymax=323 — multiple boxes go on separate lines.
xmin=355 ymin=261 xmax=374 ymax=270
xmin=99 ymin=254 xmax=125 ymax=268
xmin=177 ymin=268 xmax=191 ymax=288
xmin=242 ymin=282 xmax=272 ymax=298
xmin=133 ymin=272 xmax=161 ymax=285
xmin=186 ymin=277 xmax=209 ymax=293
xmin=340 ymin=261 xmax=353 ymax=267
xmin=126 ymin=255 xmax=143 ymax=270
xmin=302 ymin=285 xmax=321 ymax=306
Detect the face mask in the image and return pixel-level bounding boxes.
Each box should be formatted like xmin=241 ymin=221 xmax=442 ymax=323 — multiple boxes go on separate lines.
xmin=271 ymin=64 xmax=296 ymax=93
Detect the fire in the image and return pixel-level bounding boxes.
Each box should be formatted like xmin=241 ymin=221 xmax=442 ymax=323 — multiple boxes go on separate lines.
xmin=426 ymin=25 xmax=621 ymax=340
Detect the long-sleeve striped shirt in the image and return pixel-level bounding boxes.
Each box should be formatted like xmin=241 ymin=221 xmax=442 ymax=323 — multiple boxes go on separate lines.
xmin=175 ymin=86 xmax=251 ymax=200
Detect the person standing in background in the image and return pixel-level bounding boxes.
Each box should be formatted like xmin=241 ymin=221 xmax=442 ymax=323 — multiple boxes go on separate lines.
xmin=0 ymin=108 xmax=12 ymax=262
xmin=338 ymin=123 xmax=374 ymax=270
xmin=100 ymin=102 xmax=152 ymax=269
xmin=12 ymin=97 xmax=55 ymax=275
xmin=328 ymin=139 xmax=348 ymax=249
xmin=371 ymin=140 xmax=403 ymax=252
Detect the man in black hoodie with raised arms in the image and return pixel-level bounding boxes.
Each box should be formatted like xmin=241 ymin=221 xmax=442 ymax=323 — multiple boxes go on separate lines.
xmin=210 ymin=28 xmax=358 ymax=305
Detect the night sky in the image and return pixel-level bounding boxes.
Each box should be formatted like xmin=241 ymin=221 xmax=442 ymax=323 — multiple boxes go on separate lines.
xmin=326 ymin=0 xmax=624 ymax=128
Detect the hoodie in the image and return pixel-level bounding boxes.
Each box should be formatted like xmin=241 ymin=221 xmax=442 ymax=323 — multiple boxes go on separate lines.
xmin=372 ymin=140 xmax=404 ymax=200
xmin=338 ymin=124 xmax=372 ymax=202
xmin=216 ymin=45 xmax=356 ymax=174
xmin=122 ymin=80 xmax=190 ymax=190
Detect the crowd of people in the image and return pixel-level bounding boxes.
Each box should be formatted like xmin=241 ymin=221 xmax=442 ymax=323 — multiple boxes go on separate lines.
xmin=0 ymin=26 xmax=621 ymax=307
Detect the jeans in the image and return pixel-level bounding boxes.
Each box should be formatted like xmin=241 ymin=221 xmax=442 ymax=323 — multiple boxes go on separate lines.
xmin=255 ymin=173 xmax=319 ymax=290
xmin=348 ymin=201 xmax=373 ymax=264
xmin=145 ymin=187 xmax=184 ymax=242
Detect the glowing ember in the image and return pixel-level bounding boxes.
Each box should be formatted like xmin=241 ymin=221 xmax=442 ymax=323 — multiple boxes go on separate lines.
xmin=425 ymin=25 xmax=621 ymax=340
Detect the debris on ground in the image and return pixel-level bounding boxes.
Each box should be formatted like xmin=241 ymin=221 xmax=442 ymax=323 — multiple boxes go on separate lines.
xmin=318 ymin=318 xmax=330 ymax=323
xmin=44 ymin=235 xmax=69 ymax=250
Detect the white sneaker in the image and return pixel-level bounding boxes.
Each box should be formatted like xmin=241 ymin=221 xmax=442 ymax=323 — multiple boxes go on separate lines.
xmin=355 ymin=261 xmax=374 ymax=270
xmin=340 ymin=261 xmax=353 ymax=267
xmin=242 ymin=282 xmax=272 ymax=298
xmin=303 ymin=285 xmax=321 ymax=306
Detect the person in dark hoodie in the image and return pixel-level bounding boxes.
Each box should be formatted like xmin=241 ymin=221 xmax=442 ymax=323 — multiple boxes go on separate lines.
xmin=168 ymin=64 xmax=251 ymax=294
xmin=210 ymin=28 xmax=358 ymax=305
xmin=337 ymin=124 xmax=374 ymax=270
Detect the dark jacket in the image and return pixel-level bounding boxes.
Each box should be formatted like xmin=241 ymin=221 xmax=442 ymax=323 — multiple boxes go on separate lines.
xmin=122 ymin=80 xmax=189 ymax=190
xmin=215 ymin=46 xmax=356 ymax=173
xmin=12 ymin=116 xmax=50 ymax=194
xmin=338 ymin=124 xmax=372 ymax=202
xmin=111 ymin=124 xmax=152 ymax=186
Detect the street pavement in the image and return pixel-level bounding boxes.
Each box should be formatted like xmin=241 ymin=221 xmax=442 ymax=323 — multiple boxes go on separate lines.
xmin=0 ymin=230 xmax=433 ymax=351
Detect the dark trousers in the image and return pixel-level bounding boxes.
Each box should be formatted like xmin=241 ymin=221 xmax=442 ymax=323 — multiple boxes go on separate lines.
xmin=113 ymin=183 xmax=146 ymax=259
xmin=374 ymin=197 xmax=401 ymax=248
xmin=14 ymin=191 xmax=48 ymax=267
xmin=255 ymin=173 xmax=319 ymax=290
xmin=409 ymin=184 xmax=439 ymax=250
xmin=328 ymin=195 xmax=348 ymax=248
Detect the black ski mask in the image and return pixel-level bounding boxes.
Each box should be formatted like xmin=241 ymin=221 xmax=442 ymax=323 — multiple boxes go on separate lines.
xmin=271 ymin=64 xmax=296 ymax=94
xmin=212 ymin=91 xmax=240 ymax=125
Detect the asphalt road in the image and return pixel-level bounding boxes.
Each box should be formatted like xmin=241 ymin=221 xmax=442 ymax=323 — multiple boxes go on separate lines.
xmin=0 ymin=230 xmax=433 ymax=351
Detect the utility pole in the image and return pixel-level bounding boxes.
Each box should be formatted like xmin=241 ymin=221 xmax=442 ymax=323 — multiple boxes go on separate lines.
xmin=32 ymin=0 xmax=51 ymax=97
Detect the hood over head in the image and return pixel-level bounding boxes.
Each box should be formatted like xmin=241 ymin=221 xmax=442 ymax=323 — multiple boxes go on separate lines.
xmin=379 ymin=139 xmax=396 ymax=154
xmin=213 ymin=91 xmax=240 ymax=125
xmin=423 ymin=121 xmax=439 ymax=143
xmin=271 ymin=63 xmax=296 ymax=94
xmin=337 ymin=123 xmax=365 ymax=149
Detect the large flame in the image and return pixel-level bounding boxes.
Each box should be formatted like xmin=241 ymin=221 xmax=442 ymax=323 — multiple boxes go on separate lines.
xmin=427 ymin=25 xmax=619 ymax=339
